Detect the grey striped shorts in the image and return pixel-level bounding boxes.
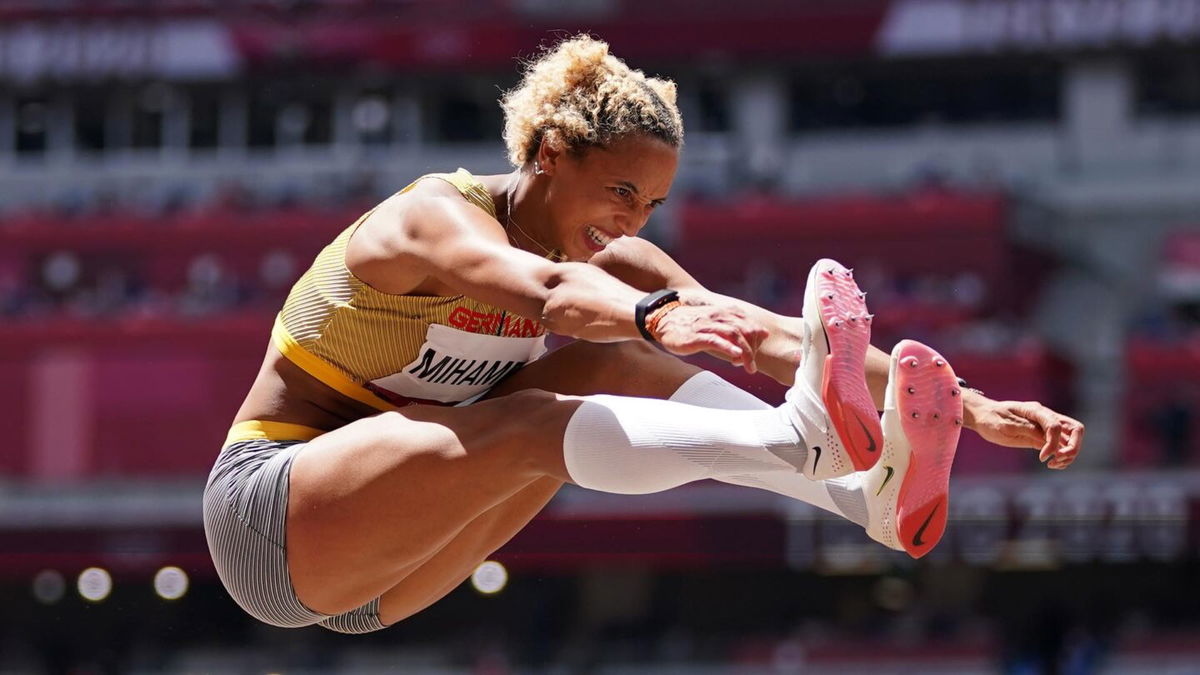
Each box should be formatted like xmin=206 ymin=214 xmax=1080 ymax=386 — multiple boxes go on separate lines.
xmin=202 ymin=438 xmax=386 ymax=634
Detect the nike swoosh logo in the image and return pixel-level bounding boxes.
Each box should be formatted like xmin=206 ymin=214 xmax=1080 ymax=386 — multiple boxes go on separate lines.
xmin=854 ymin=414 xmax=878 ymax=453
xmin=875 ymin=466 xmax=894 ymax=496
xmin=811 ymin=446 xmax=822 ymax=473
xmin=912 ymin=502 xmax=941 ymax=548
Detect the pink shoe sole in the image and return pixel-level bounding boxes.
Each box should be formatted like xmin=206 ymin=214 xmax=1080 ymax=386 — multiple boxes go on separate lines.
xmin=811 ymin=259 xmax=882 ymax=472
xmin=890 ymin=340 xmax=963 ymax=559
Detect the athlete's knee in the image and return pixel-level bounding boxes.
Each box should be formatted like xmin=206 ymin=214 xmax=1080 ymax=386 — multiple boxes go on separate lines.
xmin=495 ymin=386 xmax=558 ymax=406
xmin=590 ymin=340 xmax=700 ymax=385
xmin=404 ymin=388 xmax=565 ymax=470
xmin=618 ymin=339 xmax=679 ymax=367
xmin=480 ymin=388 xmax=574 ymax=472
xmin=487 ymin=388 xmax=566 ymax=437
xmin=563 ymin=338 xmax=668 ymax=368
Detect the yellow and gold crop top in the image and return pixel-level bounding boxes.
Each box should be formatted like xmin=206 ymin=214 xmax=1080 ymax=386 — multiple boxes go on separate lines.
xmin=232 ymin=169 xmax=549 ymax=445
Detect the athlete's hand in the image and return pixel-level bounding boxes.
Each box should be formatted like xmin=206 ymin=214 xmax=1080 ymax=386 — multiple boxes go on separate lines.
xmin=650 ymin=301 xmax=768 ymax=374
xmin=965 ymin=397 xmax=1084 ymax=470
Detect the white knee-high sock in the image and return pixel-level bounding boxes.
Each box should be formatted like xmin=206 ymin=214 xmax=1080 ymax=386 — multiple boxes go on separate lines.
xmin=668 ymin=371 xmax=869 ymax=528
xmin=562 ymin=395 xmax=799 ymax=495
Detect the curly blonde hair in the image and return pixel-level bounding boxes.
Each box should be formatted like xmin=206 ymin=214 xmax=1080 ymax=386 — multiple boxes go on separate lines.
xmin=500 ymin=35 xmax=684 ymax=166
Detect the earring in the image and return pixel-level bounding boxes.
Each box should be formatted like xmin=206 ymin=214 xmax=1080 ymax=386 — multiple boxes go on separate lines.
xmin=534 ymin=162 xmax=544 ymax=175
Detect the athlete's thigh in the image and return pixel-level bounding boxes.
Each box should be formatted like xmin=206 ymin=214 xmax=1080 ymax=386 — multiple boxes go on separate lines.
xmin=361 ymin=342 xmax=694 ymax=624
xmin=286 ymin=389 xmax=574 ymax=615
xmin=375 ymin=475 xmax=562 ymax=626
xmin=485 ymin=339 xmax=702 ymax=400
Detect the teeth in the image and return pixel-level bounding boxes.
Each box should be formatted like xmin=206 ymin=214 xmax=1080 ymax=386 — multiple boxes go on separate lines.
xmin=585 ymin=226 xmax=613 ymax=247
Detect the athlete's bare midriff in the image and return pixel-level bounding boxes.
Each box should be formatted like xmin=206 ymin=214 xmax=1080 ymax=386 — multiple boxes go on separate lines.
xmin=232 ymin=345 xmax=386 ymax=434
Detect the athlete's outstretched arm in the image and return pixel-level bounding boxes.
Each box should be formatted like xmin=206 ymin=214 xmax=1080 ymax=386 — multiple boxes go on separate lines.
xmin=344 ymin=179 xmax=765 ymax=371
xmin=588 ymin=237 xmax=805 ymax=381
xmin=589 ymin=237 xmax=1084 ymax=470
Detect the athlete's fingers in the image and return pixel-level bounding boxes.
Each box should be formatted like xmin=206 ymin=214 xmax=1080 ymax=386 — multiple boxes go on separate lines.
xmin=1051 ymin=453 xmax=1075 ymax=469
xmin=1043 ymin=414 xmax=1083 ymax=464
xmin=1039 ymin=421 xmax=1062 ymax=462
xmin=741 ymin=351 xmax=758 ymax=374
xmin=665 ymin=313 xmax=749 ymax=364
xmin=1059 ymin=419 xmax=1085 ymax=456
xmin=721 ymin=327 xmax=758 ymax=374
xmin=718 ymin=322 xmax=753 ymax=352
xmin=711 ymin=313 xmax=753 ymax=339
xmin=1049 ymin=449 xmax=1078 ymax=469
xmin=729 ymin=317 xmax=768 ymax=366
xmin=688 ymin=334 xmax=743 ymax=363
xmin=708 ymin=331 xmax=752 ymax=371
xmin=1014 ymin=402 xmax=1064 ymax=461
xmin=699 ymin=317 xmax=753 ymax=351
xmin=739 ymin=319 xmax=769 ymax=348
xmin=1049 ymin=444 xmax=1078 ymax=469
xmin=681 ymin=309 xmax=765 ymax=372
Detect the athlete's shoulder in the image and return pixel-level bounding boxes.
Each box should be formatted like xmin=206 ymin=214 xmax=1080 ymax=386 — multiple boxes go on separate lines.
xmin=396 ymin=168 xmax=498 ymax=220
xmin=351 ymin=167 xmax=509 ymax=277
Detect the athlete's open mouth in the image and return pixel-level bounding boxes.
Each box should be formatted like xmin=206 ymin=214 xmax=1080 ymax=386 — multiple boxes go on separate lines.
xmin=583 ymin=225 xmax=616 ymax=251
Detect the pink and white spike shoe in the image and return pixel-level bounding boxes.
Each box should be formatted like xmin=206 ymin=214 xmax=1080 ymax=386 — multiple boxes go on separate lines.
xmin=782 ymin=258 xmax=883 ymax=480
xmin=862 ymin=339 xmax=964 ymax=558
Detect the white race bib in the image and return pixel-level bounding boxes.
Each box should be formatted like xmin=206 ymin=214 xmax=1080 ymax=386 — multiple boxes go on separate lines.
xmin=368 ymin=323 xmax=547 ymax=404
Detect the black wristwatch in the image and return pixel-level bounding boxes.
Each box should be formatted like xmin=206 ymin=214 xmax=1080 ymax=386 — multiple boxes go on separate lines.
xmin=635 ymin=289 xmax=679 ymax=342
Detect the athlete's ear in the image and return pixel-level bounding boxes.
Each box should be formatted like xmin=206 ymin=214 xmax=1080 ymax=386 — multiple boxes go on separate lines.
xmin=534 ymin=136 xmax=564 ymax=176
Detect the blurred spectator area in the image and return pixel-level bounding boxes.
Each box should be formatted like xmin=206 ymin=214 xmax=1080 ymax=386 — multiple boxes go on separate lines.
xmin=1120 ymin=228 xmax=1200 ymax=469
xmin=0 ymin=0 xmax=502 ymax=19
xmin=0 ymin=186 xmax=1076 ymax=481
xmin=1122 ymin=228 xmax=1200 ymax=468
xmin=677 ymin=187 xmax=1014 ymax=319
xmin=0 ymin=201 xmax=365 ymax=321
xmin=1123 ymin=339 xmax=1200 ymax=469
xmin=0 ymin=203 xmax=360 ymax=480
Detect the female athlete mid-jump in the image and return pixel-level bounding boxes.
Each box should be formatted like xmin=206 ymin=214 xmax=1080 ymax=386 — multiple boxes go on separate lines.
xmin=203 ymin=35 xmax=1084 ymax=634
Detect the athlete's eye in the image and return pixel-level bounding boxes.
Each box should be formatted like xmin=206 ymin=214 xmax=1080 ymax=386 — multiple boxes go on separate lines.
xmin=612 ymin=186 xmax=631 ymax=199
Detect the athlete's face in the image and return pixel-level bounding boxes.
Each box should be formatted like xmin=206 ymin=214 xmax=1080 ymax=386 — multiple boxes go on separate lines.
xmin=538 ymin=134 xmax=679 ymax=262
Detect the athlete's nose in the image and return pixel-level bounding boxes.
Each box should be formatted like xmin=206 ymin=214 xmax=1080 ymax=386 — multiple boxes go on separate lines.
xmin=623 ymin=209 xmax=652 ymax=236
xmin=612 ymin=214 xmax=640 ymax=237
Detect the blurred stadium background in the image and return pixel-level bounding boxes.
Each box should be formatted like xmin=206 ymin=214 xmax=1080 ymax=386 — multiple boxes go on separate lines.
xmin=0 ymin=0 xmax=1198 ymax=673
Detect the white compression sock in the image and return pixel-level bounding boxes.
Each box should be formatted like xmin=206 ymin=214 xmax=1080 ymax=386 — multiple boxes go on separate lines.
xmin=562 ymin=395 xmax=799 ymax=495
xmin=668 ymin=371 xmax=869 ymax=528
